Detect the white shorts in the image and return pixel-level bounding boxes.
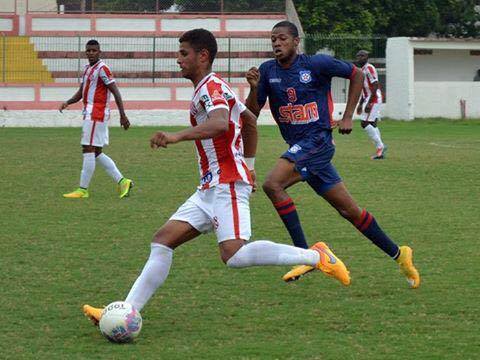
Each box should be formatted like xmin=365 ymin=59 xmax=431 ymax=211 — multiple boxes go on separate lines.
xmin=361 ymin=103 xmax=382 ymax=122
xmin=81 ymin=119 xmax=109 ymax=147
xmin=170 ymin=181 xmax=252 ymax=243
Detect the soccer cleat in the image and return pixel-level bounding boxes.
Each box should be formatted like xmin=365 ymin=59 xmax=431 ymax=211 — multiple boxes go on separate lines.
xmin=83 ymin=304 xmax=104 ymax=326
xmin=396 ymin=246 xmax=420 ymax=289
xmin=372 ymin=145 xmax=388 ymax=160
xmin=282 ymin=265 xmax=315 ymax=282
xmin=118 ymin=178 xmax=134 ymax=199
xmin=311 ymin=242 xmax=351 ymax=286
xmin=63 ymin=188 xmax=89 ymax=198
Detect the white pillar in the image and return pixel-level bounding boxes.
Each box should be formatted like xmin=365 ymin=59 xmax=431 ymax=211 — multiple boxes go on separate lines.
xmin=386 ymin=37 xmax=415 ymax=120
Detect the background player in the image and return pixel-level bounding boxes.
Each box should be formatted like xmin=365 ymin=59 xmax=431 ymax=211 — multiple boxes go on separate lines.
xmin=355 ymin=49 xmax=387 ymax=160
xmin=245 ymin=21 xmax=419 ymax=287
xmin=83 ymin=29 xmax=350 ymax=325
xmin=60 ymin=39 xmax=133 ymax=199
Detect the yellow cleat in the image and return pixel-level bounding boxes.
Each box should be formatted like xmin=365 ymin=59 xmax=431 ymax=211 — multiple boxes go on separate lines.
xmin=63 ymin=188 xmax=89 ymax=198
xmin=83 ymin=304 xmax=104 ymax=326
xmin=396 ymin=246 xmax=420 ymax=289
xmin=283 ymin=265 xmax=315 ymax=282
xmin=311 ymin=242 xmax=351 ymax=286
xmin=118 ymin=178 xmax=134 ymax=199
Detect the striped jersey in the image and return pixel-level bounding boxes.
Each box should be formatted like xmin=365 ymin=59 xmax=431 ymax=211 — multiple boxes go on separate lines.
xmin=361 ymin=63 xmax=382 ymax=104
xmin=190 ymin=72 xmax=252 ymax=189
xmin=81 ymin=60 xmax=115 ymax=121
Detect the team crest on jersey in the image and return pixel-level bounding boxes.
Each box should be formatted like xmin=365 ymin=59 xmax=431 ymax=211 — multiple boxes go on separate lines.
xmin=299 ymin=70 xmax=312 ymax=84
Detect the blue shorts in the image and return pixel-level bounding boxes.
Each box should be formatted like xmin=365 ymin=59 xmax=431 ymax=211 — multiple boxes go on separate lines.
xmin=281 ymin=131 xmax=342 ymax=195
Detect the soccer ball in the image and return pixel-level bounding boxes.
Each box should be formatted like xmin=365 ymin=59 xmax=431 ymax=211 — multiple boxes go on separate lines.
xmin=99 ymin=301 xmax=142 ymax=343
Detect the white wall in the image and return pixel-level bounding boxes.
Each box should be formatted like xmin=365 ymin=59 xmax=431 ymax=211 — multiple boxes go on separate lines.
xmin=385 ymin=37 xmax=414 ymax=120
xmin=386 ymin=37 xmax=480 ymax=119
xmin=415 ymin=82 xmax=480 ymax=118
xmin=415 ymin=50 xmax=480 ymax=81
xmin=2 ymin=0 xmax=16 ymax=13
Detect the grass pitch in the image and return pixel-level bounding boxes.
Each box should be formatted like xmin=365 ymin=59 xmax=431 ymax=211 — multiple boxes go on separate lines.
xmin=1 ymin=119 xmax=479 ymax=359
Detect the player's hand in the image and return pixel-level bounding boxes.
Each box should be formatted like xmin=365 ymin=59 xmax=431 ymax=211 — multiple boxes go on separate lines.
xmin=356 ymin=105 xmax=362 ymax=115
xmin=337 ymin=115 xmax=353 ymax=135
xmin=59 ymin=102 xmax=69 ymax=113
xmin=246 ymin=67 xmax=260 ymax=88
xmin=364 ymin=104 xmax=372 ymax=114
xmin=120 ymin=114 xmax=130 ymax=130
xmin=150 ymin=131 xmax=180 ymax=149
xmin=249 ymin=169 xmax=257 ymax=192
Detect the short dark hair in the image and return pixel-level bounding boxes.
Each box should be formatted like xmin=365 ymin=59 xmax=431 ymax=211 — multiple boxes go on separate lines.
xmin=179 ymin=29 xmax=217 ymax=64
xmin=272 ymin=21 xmax=299 ymax=38
xmin=86 ymin=39 xmax=100 ymax=47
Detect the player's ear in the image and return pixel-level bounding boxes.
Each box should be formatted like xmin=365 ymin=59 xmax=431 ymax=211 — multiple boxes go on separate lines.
xmin=293 ymin=36 xmax=300 ymax=48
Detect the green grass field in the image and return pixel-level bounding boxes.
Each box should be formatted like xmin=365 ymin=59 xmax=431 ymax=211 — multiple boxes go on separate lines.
xmin=1 ymin=119 xmax=479 ymax=359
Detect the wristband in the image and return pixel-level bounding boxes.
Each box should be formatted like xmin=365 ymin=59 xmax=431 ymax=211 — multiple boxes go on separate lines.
xmin=244 ymin=157 xmax=255 ymax=170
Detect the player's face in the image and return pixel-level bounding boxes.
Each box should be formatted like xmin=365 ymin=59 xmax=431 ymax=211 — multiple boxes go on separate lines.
xmin=178 ymin=42 xmax=200 ymax=80
xmin=271 ymin=27 xmax=299 ymax=63
xmin=85 ymin=45 xmax=100 ymax=65
xmin=356 ymin=53 xmax=368 ymax=67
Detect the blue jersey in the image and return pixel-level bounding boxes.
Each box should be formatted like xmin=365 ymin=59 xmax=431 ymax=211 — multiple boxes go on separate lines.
xmin=257 ymin=54 xmax=356 ymax=145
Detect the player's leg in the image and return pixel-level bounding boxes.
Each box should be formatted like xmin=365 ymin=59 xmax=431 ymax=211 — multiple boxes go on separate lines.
xmin=95 ymin=147 xmax=133 ymax=198
xmin=215 ymin=182 xmax=350 ymax=285
xmin=262 ymin=158 xmax=308 ymax=249
xmin=63 ymin=144 xmax=96 ymax=198
xmin=83 ymin=220 xmax=201 ymax=325
xmin=321 ymin=182 xmax=419 ymax=288
xmin=84 ymin=192 xmax=211 ymax=324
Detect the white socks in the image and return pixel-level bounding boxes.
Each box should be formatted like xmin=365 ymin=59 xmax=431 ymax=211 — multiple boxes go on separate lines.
xmin=226 ymin=240 xmax=319 ymax=268
xmin=125 ymin=243 xmax=173 ymax=312
xmin=124 ymin=241 xmax=319 ymax=312
xmin=364 ymin=124 xmax=384 ymax=149
xmin=80 ymin=153 xmax=96 ymax=189
xmin=96 ymin=153 xmax=123 ymax=183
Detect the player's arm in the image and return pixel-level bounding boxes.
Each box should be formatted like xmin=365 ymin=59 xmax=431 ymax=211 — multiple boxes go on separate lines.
xmin=150 ymin=108 xmax=229 ymax=149
xmin=364 ymin=81 xmax=379 ymax=113
xmin=241 ymin=107 xmax=258 ymax=190
xmin=107 ymin=82 xmax=130 ymax=130
xmin=59 ymin=84 xmax=83 ymax=112
xmin=338 ymin=67 xmax=364 ymax=134
xmin=245 ymin=67 xmax=262 ymax=116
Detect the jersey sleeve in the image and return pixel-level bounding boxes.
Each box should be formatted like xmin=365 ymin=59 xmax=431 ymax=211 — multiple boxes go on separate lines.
xmin=311 ymin=54 xmax=355 ymax=79
xmin=366 ymin=65 xmax=378 ymax=83
xmin=99 ymin=65 xmax=115 ymax=85
xmin=199 ymin=79 xmax=229 ymax=114
xmin=237 ymin=100 xmax=247 ymax=113
xmin=256 ymin=63 xmax=268 ymax=109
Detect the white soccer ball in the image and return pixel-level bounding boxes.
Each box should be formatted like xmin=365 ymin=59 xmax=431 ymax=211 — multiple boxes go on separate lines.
xmin=99 ymin=301 xmax=142 ymax=343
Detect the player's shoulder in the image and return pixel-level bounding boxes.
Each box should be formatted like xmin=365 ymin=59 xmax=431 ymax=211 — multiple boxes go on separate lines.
xmin=258 ymin=59 xmax=277 ymax=72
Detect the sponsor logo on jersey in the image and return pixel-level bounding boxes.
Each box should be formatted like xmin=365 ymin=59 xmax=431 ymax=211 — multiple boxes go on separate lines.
xmin=288 ymin=144 xmax=302 ymax=154
xmin=269 ymin=78 xmax=282 ymax=83
xmin=278 ymin=101 xmax=319 ymax=124
xmin=299 ymin=70 xmax=312 ymax=84
xmin=201 ymin=171 xmax=213 ymax=186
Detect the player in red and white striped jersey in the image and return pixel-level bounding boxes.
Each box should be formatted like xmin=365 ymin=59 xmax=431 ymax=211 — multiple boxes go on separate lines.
xmin=60 ymin=39 xmax=133 ymax=199
xmin=83 ymin=29 xmax=351 ymax=324
xmin=356 ymin=50 xmax=387 ymax=160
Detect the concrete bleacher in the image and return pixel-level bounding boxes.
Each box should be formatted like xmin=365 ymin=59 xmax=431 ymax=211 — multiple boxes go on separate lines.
xmin=29 ymin=36 xmax=273 ymax=84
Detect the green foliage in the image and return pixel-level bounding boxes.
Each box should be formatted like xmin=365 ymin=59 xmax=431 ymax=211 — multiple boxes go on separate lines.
xmin=295 ymin=0 xmax=480 ymax=37
xmin=174 ymin=0 xmax=284 ymax=12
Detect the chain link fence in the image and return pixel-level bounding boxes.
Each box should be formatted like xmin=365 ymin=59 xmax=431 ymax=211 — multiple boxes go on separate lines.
xmin=1 ymin=34 xmax=387 ymax=101
xmin=29 ymin=0 xmax=285 ymax=13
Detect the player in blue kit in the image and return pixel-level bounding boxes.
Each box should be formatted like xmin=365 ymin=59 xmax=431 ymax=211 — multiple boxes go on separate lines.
xmin=245 ymin=21 xmax=420 ymax=288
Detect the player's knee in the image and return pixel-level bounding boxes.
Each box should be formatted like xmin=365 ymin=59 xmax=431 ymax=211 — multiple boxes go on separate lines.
xmin=262 ymin=179 xmax=281 ymax=198
xmin=152 ymin=228 xmax=175 ymax=248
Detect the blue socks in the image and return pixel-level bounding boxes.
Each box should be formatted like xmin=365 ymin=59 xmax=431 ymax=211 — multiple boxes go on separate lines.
xmin=354 ymin=209 xmax=400 ymax=259
xmin=274 ymin=198 xmax=309 ymax=249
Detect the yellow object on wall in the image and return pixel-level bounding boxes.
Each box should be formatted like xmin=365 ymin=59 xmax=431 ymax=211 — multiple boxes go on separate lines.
xmin=0 ymin=36 xmax=53 ymax=83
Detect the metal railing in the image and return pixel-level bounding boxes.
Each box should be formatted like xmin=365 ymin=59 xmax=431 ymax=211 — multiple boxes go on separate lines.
xmin=28 ymin=0 xmax=286 ymax=14
xmin=1 ymin=34 xmax=387 ymax=101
